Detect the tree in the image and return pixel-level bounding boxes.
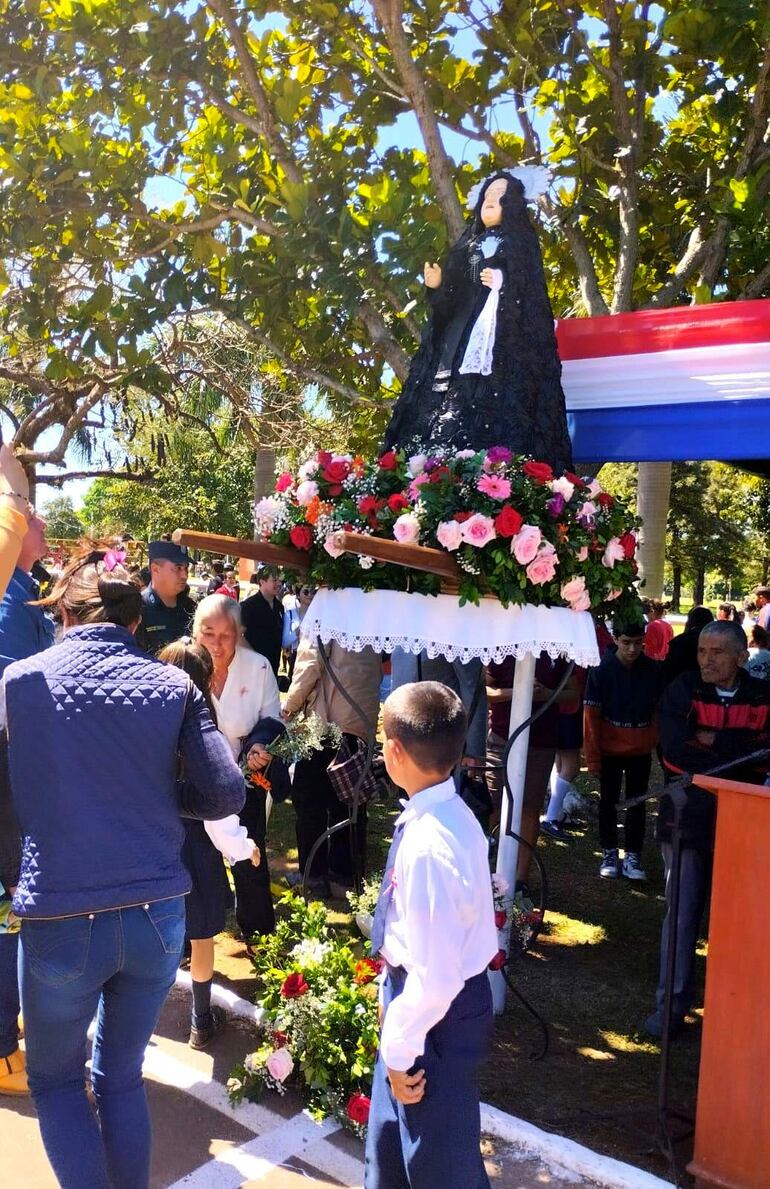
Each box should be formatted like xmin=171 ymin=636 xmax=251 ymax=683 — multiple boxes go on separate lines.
xmin=39 ymin=494 xmax=83 ymax=539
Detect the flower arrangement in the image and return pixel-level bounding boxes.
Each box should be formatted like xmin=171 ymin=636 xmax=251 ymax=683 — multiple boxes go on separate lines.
xmin=488 ymin=875 xmax=544 ymax=970
xmin=266 ymin=711 xmax=342 ymax=764
xmin=258 ymin=447 xmax=640 ymax=612
xmin=228 ymin=894 xmax=379 ymax=1135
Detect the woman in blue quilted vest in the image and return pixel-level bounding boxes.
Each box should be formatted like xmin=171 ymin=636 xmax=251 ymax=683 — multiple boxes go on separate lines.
xmin=0 ymin=545 xmax=245 ymax=1189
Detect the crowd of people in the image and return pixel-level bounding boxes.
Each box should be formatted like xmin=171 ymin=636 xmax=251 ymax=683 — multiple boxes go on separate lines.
xmin=0 ymin=491 xmax=769 ymax=1186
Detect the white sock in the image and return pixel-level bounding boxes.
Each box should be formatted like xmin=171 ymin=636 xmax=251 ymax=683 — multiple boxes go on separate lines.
xmin=546 ymin=776 xmax=573 ymax=823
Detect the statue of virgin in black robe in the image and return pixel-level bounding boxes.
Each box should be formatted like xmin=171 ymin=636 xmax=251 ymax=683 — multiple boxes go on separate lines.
xmin=383 ymin=171 xmax=573 ymax=474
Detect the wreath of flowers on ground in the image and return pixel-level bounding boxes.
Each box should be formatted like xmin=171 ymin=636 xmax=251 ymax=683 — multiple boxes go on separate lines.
xmin=256 ymin=447 xmax=640 ymax=612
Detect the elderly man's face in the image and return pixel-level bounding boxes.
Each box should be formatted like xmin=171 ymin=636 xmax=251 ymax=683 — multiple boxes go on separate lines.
xmin=151 ymin=559 xmax=188 ymax=600
xmin=697 ymin=633 xmax=747 ymax=688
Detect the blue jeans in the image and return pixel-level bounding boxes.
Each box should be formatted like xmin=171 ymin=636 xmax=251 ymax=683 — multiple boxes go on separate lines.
xmin=20 ymin=897 xmax=185 ymax=1189
xmin=0 ymin=931 xmax=20 ymax=1057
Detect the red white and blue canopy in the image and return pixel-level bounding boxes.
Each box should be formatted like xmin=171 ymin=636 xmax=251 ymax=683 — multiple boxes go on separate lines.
xmin=557 ymin=298 xmax=770 ymax=464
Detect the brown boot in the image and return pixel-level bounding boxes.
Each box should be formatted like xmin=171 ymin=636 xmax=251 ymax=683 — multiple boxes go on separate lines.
xmin=0 ymin=1048 xmax=29 ymax=1096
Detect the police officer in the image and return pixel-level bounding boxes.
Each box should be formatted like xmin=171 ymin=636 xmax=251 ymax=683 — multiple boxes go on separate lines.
xmin=136 ymin=540 xmax=196 ymax=655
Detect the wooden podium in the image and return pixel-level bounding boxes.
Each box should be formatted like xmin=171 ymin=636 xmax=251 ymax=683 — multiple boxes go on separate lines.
xmin=687 ymin=774 xmax=770 ymax=1189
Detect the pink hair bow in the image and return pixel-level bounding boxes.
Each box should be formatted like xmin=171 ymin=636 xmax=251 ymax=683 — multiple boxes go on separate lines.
xmin=103 ymin=549 xmax=127 ymax=573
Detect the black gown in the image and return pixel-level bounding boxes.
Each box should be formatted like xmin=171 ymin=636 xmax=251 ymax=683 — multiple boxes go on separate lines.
xmin=383 ymin=227 xmax=573 ymax=474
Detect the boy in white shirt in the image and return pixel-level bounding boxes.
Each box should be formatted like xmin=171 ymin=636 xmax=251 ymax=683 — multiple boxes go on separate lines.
xmin=364 ymin=682 xmax=498 ymax=1189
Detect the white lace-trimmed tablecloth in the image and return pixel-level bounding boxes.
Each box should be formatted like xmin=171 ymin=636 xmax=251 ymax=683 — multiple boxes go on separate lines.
xmin=301 ymin=588 xmax=599 ymax=667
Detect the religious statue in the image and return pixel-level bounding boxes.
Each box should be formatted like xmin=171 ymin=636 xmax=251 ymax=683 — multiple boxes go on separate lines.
xmin=383 ymin=168 xmax=573 ymax=474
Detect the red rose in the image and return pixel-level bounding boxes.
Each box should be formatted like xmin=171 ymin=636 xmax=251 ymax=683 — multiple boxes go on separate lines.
xmin=522 ymin=461 xmax=554 ymax=484
xmin=618 ymin=531 xmax=636 ymax=559
xmin=275 ymin=472 xmax=293 ymax=493
xmin=488 ymin=949 xmax=507 ymax=971
xmin=354 ymin=957 xmax=383 ymax=985
xmin=378 ymin=451 xmax=398 ymax=470
xmin=358 ymin=495 xmax=383 ymax=517
xmin=317 ymin=450 xmax=332 ymax=467
xmin=328 ymin=484 xmax=343 ymax=497
xmin=564 ymin=471 xmax=587 ymax=489
xmin=321 ymin=460 xmax=349 ymax=484
xmin=494 ymin=505 xmax=524 ymax=538
xmin=454 ymin=511 xmax=474 ymax=523
xmin=387 ymin=493 xmax=410 ymax=514
xmin=494 ymin=910 xmax=507 ymax=929
xmin=428 ymin=465 xmax=451 ymax=483
xmin=596 ymin=492 xmax=615 ymax=508
xmin=272 ymin=1030 xmax=289 ymax=1047
xmin=280 ymin=972 xmax=310 ymax=998
xmin=346 ymin=1092 xmax=371 ymax=1125
xmin=289 ymin=524 xmax=313 ymax=551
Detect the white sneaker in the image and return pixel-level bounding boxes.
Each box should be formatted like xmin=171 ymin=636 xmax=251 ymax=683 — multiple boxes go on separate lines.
xmin=599 ymin=848 xmax=619 ymax=878
xmin=622 ymin=852 xmax=647 ymax=881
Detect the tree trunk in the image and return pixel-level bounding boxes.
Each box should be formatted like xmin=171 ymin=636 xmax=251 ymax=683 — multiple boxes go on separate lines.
xmin=253 ymin=448 xmax=276 ymax=502
xmin=636 ymin=461 xmax=671 ymax=599
xmin=763 ymin=556 xmax=769 ymax=586
xmin=671 ymin=563 xmax=682 ymax=613
xmin=694 ymin=566 xmax=706 ymax=607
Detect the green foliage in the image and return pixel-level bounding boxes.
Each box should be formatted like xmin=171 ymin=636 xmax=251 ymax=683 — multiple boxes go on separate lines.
xmin=39 ymin=494 xmax=83 ymax=539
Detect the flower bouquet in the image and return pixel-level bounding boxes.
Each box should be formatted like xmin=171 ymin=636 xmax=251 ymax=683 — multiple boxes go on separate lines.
xmin=266 ymin=711 xmax=342 ymax=764
xmin=256 ymin=447 xmax=640 ymax=613
xmin=228 ymin=894 xmax=379 ymax=1135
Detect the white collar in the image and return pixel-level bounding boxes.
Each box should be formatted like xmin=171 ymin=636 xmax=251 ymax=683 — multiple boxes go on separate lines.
xmin=396 ymin=777 xmax=456 ymax=826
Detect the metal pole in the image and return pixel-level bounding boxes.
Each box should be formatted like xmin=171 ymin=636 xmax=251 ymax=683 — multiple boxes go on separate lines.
xmin=490 ymin=650 xmax=536 ymax=1014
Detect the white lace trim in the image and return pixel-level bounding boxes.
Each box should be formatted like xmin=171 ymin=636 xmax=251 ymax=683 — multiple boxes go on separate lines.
xmin=304 ymin=625 xmax=599 ymax=667
xmin=459 ymin=274 xmax=501 ymax=376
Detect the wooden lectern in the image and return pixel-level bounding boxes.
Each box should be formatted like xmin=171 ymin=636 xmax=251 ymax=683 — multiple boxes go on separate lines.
xmin=687 ymin=774 xmax=770 ymax=1189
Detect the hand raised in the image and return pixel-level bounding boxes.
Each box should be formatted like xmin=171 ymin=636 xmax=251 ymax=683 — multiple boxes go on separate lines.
xmin=424 ymin=261 xmax=442 ymax=289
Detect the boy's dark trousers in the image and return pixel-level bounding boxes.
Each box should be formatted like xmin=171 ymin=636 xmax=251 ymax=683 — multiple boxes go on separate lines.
xmin=598 ymin=752 xmax=652 ymax=854
xmin=364 ymin=966 xmax=492 ymax=1189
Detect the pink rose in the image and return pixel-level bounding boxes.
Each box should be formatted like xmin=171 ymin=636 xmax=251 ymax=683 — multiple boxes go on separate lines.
xmin=324 ymin=534 xmax=344 ymax=558
xmin=550 ymin=476 xmax=575 ymax=502
xmin=511 ymin=524 xmax=542 ymax=564
xmin=460 ymin=513 xmax=496 ymax=548
xmin=587 ymin=478 xmax=603 ymax=497
xmin=477 ymin=473 xmax=512 ymax=501
xmin=408 ymin=453 xmax=427 ymax=476
xmin=275 ymin=472 xmax=294 ymax=493
xmin=296 ymin=480 xmax=319 ymax=506
xmin=265 ymin=1046 xmax=294 ymax=1083
xmin=577 ymin=501 xmax=597 ymax=522
xmin=602 ymin=537 xmax=626 ymax=568
xmin=572 ymin=591 xmax=592 ymax=611
xmin=393 ymin=513 xmax=421 ymax=544
xmin=436 ymin=520 xmax=463 ymax=551
xmin=561 ymin=575 xmax=590 ymax=610
xmin=576 ymin=545 xmax=589 ymax=562
xmin=298 ymin=459 xmax=318 ymax=480
xmin=526 ymin=544 xmax=558 ymax=585
xmin=408 ymin=473 xmax=430 ymax=500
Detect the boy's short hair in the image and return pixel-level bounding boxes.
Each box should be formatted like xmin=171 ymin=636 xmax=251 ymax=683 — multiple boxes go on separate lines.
xmin=383 ymin=681 xmax=467 ymax=774
xmin=612 ymin=616 xmax=646 ymax=639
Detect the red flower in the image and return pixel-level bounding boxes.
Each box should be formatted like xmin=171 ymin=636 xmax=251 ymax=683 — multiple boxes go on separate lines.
xmin=488 ymin=949 xmax=507 ymax=971
xmin=596 ymin=492 xmax=615 ymax=508
xmin=346 ymin=1092 xmax=371 ymax=1125
xmin=494 ymin=910 xmax=507 ymax=929
xmin=618 ymin=531 xmax=636 ymax=559
xmin=317 ymin=450 xmax=333 ymax=467
xmin=378 ymin=450 xmax=398 ymax=470
xmin=454 ymin=511 xmax=474 ymax=523
xmin=358 ymin=495 xmax=383 ymax=517
xmin=272 ymin=1030 xmax=289 ymax=1048
xmin=321 ymin=460 xmax=350 ymax=485
xmin=428 ymin=465 xmax=451 ymax=483
xmin=354 ymin=957 xmax=383 ymax=985
xmin=280 ymin=972 xmax=310 ymax=998
xmin=494 ymin=505 xmax=524 ymax=538
xmin=275 ymin=472 xmax=293 ymax=493
xmin=522 ymin=461 xmax=554 ymax=484
xmin=564 ymin=471 xmax=588 ymax=489
xmin=289 ymin=524 xmax=313 ymax=551
xmin=387 ymin=493 xmax=410 ymax=515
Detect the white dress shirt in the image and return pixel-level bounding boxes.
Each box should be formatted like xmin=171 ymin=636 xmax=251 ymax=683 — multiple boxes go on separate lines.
xmin=379 ymin=778 xmax=498 ymax=1072
xmin=212 ymin=645 xmax=282 ymax=760
xmin=203 ymin=816 xmax=254 ymax=864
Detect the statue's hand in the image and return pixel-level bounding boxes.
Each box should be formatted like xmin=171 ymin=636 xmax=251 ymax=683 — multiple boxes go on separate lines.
xmin=480 ymin=268 xmax=503 ymax=291
xmin=424 ymin=261 xmax=442 ymax=289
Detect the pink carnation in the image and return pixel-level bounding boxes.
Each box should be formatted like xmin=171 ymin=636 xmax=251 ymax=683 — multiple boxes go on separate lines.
xmin=296 ymin=480 xmax=319 ymax=506
xmin=460 ymin=513 xmax=496 ymax=548
xmin=561 ymin=575 xmax=591 ymax=611
xmin=408 ymin=473 xmax=430 ymax=500
xmin=511 ymin=524 xmax=542 ymax=564
xmin=436 ymin=520 xmax=463 ymax=551
xmin=477 ymin=473 xmax=512 ymax=501
xmin=393 ymin=513 xmax=421 ymax=544
xmin=275 ymin=472 xmax=294 ymax=493
xmin=602 ymin=537 xmax=626 ymax=568
xmin=526 ymin=544 xmax=558 ymax=585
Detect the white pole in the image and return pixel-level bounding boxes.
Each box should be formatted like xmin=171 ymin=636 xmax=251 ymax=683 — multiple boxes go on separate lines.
xmin=490 ymin=650 xmax=536 ymax=1014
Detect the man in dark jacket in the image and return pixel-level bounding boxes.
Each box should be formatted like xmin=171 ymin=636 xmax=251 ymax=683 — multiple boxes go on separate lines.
xmin=135 ymin=540 xmax=196 ymax=655
xmin=240 ymin=565 xmax=284 ymax=676
xmin=646 ymin=621 xmax=770 ymax=1037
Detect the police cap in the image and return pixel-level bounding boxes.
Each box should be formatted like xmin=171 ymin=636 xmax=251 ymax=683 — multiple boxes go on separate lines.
xmin=148 ymin=540 xmax=190 ymax=565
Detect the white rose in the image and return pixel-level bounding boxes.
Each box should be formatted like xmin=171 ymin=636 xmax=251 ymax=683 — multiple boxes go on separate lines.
xmin=298 ymin=460 xmax=319 ymax=480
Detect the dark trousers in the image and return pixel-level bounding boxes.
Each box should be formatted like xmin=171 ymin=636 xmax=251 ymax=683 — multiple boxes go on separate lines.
xmin=364 ymin=967 xmax=492 ymax=1189
xmin=0 ymin=931 xmax=19 ymax=1058
xmin=656 ymin=843 xmax=712 ymax=1018
xmin=232 ymin=787 xmax=275 ymax=940
xmin=291 ymin=744 xmax=367 ymax=882
xmin=598 ymin=753 xmax=651 ymax=854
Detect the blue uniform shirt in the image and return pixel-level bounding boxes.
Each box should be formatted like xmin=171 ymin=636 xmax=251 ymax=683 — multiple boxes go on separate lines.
xmin=0 ymin=568 xmax=56 ymax=677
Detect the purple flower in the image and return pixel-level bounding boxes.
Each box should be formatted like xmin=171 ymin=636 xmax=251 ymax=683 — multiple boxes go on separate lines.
xmin=424 ymin=457 xmax=442 ymax=473
xmin=546 ymin=494 xmax=566 ymax=518
xmin=486 ymin=446 xmax=513 ymax=465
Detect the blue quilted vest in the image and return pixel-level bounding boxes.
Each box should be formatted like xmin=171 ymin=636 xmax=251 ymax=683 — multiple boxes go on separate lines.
xmin=5 ymin=624 xmax=201 ymax=918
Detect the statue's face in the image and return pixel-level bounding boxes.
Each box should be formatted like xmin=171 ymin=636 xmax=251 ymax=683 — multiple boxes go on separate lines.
xmin=480 ymin=178 xmax=508 ymax=227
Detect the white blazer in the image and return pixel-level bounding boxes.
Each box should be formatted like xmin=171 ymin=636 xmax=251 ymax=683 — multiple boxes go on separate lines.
xmin=211 ymin=645 xmax=282 ymax=760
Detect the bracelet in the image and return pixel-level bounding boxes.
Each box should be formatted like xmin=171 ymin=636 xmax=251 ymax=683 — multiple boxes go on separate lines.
xmin=0 ymin=492 xmax=28 ymax=502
